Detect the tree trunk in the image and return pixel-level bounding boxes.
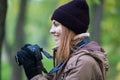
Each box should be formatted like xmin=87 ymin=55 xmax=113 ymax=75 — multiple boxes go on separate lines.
xmin=4 ymin=0 xmax=27 ymax=80
xmin=11 ymin=0 xmax=27 ymax=79
xmin=0 ymin=0 xmax=7 ymax=80
xmin=90 ymin=0 xmax=103 ymax=44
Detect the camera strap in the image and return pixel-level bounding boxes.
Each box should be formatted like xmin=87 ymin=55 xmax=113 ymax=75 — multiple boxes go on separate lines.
xmin=37 ymin=49 xmax=53 ymax=74
xmin=41 ymin=50 xmax=53 ymax=59
xmin=75 ymin=37 xmax=90 ymax=50
xmin=48 ymin=37 xmax=90 ymax=74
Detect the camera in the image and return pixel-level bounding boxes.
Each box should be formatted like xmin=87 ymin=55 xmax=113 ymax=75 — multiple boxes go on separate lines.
xmin=15 ymin=44 xmax=53 ymax=73
xmin=15 ymin=44 xmax=43 ymax=66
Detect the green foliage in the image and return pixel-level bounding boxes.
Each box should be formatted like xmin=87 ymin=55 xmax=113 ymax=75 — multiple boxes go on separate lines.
xmin=2 ymin=60 xmax=11 ymax=80
xmin=116 ymin=62 xmax=120 ymax=80
xmin=101 ymin=0 xmax=120 ymax=80
xmin=6 ymin=0 xmax=20 ymax=45
xmin=101 ymin=0 xmax=120 ymax=54
xmin=93 ymin=0 xmax=101 ymax=5
xmin=24 ymin=0 xmax=58 ymax=47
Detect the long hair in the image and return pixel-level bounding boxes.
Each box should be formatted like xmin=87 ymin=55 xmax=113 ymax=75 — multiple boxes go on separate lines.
xmin=56 ymin=25 xmax=76 ymax=65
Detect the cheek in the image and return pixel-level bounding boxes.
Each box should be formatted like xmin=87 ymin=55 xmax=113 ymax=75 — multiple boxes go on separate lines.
xmin=58 ymin=26 xmax=62 ymax=34
xmin=58 ymin=30 xmax=62 ymax=35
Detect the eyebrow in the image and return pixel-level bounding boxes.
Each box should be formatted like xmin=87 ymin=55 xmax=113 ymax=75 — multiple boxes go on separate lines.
xmin=53 ymin=21 xmax=55 ymax=24
xmin=53 ymin=21 xmax=58 ymax=25
xmin=52 ymin=20 xmax=61 ymax=26
xmin=52 ymin=20 xmax=55 ymax=24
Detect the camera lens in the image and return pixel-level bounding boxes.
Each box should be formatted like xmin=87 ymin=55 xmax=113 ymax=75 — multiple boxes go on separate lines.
xmin=15 ymin=55 xmax=22 ymax=66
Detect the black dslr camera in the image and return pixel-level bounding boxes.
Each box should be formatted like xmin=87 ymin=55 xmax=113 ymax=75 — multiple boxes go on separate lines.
xmin=15 ymin=44 xmax=52 ymax=73
xmin=15 ymin=44 xmax=43 ymax=66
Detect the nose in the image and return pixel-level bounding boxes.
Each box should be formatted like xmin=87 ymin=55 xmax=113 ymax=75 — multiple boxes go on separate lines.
xmin=50 ymin=26 xmax=55 ymax=34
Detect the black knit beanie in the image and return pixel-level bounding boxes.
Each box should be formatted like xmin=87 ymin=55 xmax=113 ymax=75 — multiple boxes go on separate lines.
xmin=51 ymin=0 xmax=90 ymax=34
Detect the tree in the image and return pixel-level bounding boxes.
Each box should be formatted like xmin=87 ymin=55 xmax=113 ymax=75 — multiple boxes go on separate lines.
xmin=90 ymin=0 xmax=104 ymax=44
xmin=0 ymin=0 xmax=7 ymax=79
xmin=4 ymin=0 xmax=27 ymax=80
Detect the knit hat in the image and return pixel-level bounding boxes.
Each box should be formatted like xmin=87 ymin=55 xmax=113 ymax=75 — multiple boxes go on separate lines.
xmin=51 ymin=0 xmax=89 ymax=34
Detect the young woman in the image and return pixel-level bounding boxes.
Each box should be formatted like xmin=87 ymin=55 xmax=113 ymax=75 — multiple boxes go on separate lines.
xmin=16 ymin=0 xmax=109 ymax=80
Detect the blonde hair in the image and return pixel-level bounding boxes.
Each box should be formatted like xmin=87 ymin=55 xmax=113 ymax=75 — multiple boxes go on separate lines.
xmin=56 ymin=25 xmax=76 ymax=65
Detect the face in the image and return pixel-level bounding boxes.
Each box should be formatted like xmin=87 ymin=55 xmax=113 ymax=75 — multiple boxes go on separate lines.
xmin=50 ymin=20 xmax=62 ymax=46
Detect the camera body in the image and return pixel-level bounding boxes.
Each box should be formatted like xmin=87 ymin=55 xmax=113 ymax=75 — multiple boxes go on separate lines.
xmin=15 ymin=44 xmax=43 ymax=66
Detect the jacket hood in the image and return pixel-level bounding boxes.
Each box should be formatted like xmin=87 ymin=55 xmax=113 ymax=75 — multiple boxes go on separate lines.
xmin=74 ymin=41 xmax=109 ymax=77
xmin=82 ymin=41 xmax=105 ymax=52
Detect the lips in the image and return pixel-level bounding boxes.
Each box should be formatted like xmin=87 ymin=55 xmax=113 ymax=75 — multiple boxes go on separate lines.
xmin=54 ymin=35 xmax=59 ymax=41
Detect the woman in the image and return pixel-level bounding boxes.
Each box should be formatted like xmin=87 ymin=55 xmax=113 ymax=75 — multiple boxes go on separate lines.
xmin=16 ymin=0 xmax=109 ymax=80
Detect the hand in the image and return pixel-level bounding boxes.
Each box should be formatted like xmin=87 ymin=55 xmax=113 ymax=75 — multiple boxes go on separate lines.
xmin=16 ymin=44 xmax=42 ymax=79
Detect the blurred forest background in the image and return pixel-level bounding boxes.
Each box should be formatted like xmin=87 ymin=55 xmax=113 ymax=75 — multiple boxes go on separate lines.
xmin=0 ymin=0 xmax=120 ymax=80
